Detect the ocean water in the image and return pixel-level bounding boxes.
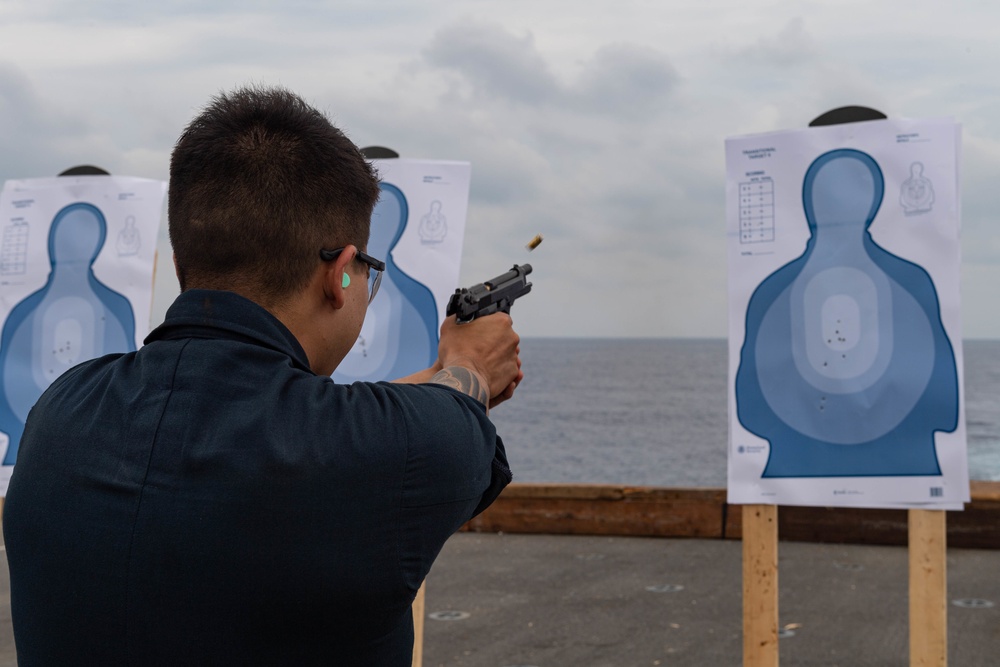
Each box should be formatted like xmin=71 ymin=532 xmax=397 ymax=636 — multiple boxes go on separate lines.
xmin=489 ymin=339 xmax=1000 ymax=487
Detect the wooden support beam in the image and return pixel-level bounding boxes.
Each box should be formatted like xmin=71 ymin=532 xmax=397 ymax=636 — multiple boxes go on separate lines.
xmin=743 ymin=504 xmax=779 ymax=667
xmin=909 ymin=509 xmax=947 ymax=667
xmin=463 ymin=482 xmax=1000 ymax=549
xmin=464 ymin=484 xmax=727 ymax=538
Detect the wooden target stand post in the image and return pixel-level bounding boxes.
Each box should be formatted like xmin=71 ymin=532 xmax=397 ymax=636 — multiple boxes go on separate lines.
xmin=411 ymin=582 xmax=426 ymax=667
xmin=741 ymin=107 xmax=951 ymax=667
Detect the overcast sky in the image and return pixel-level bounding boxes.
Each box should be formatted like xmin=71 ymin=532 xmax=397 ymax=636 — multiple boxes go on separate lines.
xmin=1 ymin=1 xmax=998 ymax=338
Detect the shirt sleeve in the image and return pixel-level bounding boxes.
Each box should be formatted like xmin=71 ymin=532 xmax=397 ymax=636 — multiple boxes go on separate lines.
xmin=390 ymin=382 xmax=510 ymax=511
xmin=382 ymin=382 xmax=512 ymax=592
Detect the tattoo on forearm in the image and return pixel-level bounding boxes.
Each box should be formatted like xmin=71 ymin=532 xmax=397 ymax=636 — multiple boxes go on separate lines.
xmin=430 ymin=367 xmax=489 ymax=405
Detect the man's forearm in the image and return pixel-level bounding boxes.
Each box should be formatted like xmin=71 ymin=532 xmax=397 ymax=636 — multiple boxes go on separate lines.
xmin=391 ymin=364 xmax=491 ymax=411
xmin=427 ymin=366 xmax=490 ymax=409
xmin=390 ymin=365 xmax=441 ymax=385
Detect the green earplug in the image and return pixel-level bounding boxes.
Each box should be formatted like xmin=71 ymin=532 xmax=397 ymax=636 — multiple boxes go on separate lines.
xmin=342 ymin=273 xmax=351 ymax=288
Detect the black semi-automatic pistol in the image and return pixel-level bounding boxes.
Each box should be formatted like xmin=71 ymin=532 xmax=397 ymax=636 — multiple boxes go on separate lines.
xmin=446 ymin=264 xmax=532 ymax=324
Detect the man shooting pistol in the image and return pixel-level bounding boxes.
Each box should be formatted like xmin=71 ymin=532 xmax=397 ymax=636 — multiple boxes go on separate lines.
xmin=447 ymin=264 xmax=533 ymax=324
xmin=3 ymin=86 xmax=525 ymax=667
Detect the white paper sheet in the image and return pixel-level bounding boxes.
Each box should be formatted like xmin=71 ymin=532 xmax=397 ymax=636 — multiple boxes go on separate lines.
xmin=725 ymin=118 xmax=968 ymax=509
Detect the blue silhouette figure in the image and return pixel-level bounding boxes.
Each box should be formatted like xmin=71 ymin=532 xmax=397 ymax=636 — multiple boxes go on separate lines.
xmin=735 ymin=149 xmax=958 ymax=477
xmin=0 ymin=203 xmax=136 ymax=465
xmin=333 ymin=183 xmax=439 ymax=383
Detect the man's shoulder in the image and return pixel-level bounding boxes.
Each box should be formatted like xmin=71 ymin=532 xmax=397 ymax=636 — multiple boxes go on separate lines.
xmin=33 ymin=352 xmax=135 ymax=409
xmin=52 ymin=351 xmax=131 ymax=383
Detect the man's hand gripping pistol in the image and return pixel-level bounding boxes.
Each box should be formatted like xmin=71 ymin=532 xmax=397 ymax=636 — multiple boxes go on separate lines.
xmin=446 ymin=264 xmax=533 ymax=323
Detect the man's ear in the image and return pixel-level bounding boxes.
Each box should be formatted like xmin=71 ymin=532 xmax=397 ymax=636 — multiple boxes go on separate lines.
xmin=322 ymin=245 xmax=355 ymax=309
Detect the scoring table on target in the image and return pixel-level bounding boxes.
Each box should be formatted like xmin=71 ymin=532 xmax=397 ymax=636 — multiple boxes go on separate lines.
xmin=739 ymin=178 xmax=775 ymax=244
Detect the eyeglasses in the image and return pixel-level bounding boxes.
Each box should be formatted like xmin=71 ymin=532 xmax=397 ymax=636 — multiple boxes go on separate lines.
xmin=319 ymin=247 xmax=386 ymax=304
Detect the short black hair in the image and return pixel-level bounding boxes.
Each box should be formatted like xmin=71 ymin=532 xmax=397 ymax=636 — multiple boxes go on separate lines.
xmin=168 ymin=85 xmax=380 ymax=302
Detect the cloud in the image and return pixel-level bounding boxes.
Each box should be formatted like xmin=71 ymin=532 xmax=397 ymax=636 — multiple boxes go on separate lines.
xmin=425 ymin=21 xmax=559 ymax=105
xmin=569 ymin=43 xmax=680 ymax=119
xmin=736 ymin=17 xmax=820 ymax=68
xmin=424 ymin=19 xmax=679 ymax=120
xmin=387 ymin=20 xmax=724 ymax=336
xmin=0 ymin=63 xmax=115 ymax=180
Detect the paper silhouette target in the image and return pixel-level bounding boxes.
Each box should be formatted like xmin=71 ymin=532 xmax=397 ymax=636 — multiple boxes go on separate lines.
xmin=735 ymin=149 xmax=958 ymax=478
xmin=726 ymin=119 xmax=968 ymax=508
